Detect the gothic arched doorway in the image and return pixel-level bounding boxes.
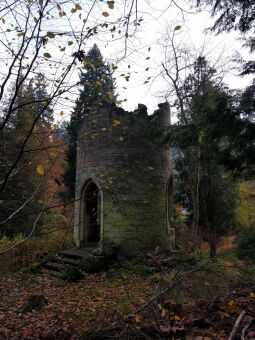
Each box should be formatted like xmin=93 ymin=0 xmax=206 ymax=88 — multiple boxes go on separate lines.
xmin=82 ymin=179 xmax=101 ymax=246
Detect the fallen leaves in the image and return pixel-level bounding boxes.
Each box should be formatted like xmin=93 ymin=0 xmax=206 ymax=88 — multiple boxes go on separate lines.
xmin=112 ymin=119 xmax=121 ymax=127
xmin=36 ymin=164 xmax=45 ymax=176
xmin=1 ymin=267 xmax=255 ymax=339
xmin=0 ymin=272 xmax=152 ymax=339
xmin=227 ymin=299 xmax=243 ymax=314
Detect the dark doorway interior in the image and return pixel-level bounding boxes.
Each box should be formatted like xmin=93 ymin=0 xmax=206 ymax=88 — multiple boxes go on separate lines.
xmin=84 ymin=181 xmax=100 ymax=245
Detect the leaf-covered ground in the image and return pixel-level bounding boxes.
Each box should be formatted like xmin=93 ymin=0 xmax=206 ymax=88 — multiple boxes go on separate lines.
xmin=1 ymin=263 xmax=255 ymax=339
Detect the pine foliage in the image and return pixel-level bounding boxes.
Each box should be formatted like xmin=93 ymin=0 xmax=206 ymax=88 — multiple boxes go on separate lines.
xmin=168 ymin=56 xmax=241 ymax=256
xmin=0 ymin=75 xmax=53 ymax=236
xmin=63 ymin=44 xmax=116 ymax=198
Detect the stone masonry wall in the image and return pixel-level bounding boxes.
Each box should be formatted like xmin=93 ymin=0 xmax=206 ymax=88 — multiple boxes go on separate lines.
xmin=74 ymin=101 xmax=173 ymax=256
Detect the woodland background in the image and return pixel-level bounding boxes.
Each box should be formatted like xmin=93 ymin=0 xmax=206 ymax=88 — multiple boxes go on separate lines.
xmin=1 ymin=0 xmax=255 ymax=338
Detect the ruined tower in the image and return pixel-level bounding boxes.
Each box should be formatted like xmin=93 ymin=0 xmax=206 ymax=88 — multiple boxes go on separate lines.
xmin=74 ymin=101 xmax=174 ymax=256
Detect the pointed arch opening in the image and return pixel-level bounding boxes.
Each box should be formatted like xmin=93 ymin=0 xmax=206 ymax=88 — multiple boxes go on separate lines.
xmin=80 ymin=179 xmax=102 ymax=246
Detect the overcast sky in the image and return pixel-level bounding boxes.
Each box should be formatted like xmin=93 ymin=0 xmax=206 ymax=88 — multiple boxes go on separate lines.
xmin=97 ymin=0 xmax=253 ymax=114
xmin=0 ymin=0 xmax=253 ymax=122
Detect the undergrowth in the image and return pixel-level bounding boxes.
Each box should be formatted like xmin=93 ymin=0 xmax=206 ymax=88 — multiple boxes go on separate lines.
xmin=0 ymin=229 xmax=74 ymax=274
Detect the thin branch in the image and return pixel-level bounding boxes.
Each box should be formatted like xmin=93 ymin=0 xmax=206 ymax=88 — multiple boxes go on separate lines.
xmin=0 ymin=203 xmax=44 ymax=255
xmin=229 ymin=310 xmax=246 ymax=340
xmin=126 ymin=265 xmax=204 ymax=318
xmin=0 ymin=184 xmax=41 ymax=225
xmin=241 ymin=317 xmax=255 ymax=340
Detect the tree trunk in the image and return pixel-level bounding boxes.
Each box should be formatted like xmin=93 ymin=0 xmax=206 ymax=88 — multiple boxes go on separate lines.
xmin=209 ymin=239 xmax=217 ymax=259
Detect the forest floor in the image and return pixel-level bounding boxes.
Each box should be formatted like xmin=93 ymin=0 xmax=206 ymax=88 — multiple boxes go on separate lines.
xmin=1 ymin=252 xmax=255 ymax=339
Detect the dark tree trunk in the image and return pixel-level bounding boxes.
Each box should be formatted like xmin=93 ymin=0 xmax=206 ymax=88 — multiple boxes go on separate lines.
xmin=209 ymin=239 xmax=217 ymax=259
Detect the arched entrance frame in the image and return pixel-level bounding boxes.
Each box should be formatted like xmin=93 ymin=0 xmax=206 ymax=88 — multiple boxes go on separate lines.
xmin=79 ymin=177 xmax=104 ymax=247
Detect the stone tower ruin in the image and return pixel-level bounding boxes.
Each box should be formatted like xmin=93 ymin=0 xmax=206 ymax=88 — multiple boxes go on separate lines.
xmin=74 ymin=101 xmax=174 ymax=256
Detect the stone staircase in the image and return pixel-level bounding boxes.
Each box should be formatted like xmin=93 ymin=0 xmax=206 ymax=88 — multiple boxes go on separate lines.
xmin=39 ymin=248 xmax=96 ymax=277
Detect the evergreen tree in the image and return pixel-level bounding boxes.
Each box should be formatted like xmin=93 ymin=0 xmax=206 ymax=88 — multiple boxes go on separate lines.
xmin=167 ymin=56 xmax=240 ymax=256
xmin=196 ymin=0 xmax=255 ymax=75
xmin=0 ymin=74 xmax=53 ymax=236
xmin=232 ymin=83 xmax=255 ymax=177
xmin=28 ymin=73 xmax=54 ymax=126
xmin=63 ymin=44 xmax=116 ymax=198
xmin=196 ymin=0 xmax=255 ymax=178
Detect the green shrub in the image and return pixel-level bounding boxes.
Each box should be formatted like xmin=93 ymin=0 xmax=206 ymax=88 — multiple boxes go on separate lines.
xmin=236 ymin=223 xmax=255 ymax=263
xmin=0 ymin=233 xmax=25 ymax=248
xmin=20 ymin=295 xmax=47 ymax=313
xmin=58 ymin=265 xmax=83 ymax=282
xmin=21 ymin=261 xmax=42 ymax=274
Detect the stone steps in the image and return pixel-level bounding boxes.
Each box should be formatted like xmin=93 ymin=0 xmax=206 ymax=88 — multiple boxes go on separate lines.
xmin=43 ymin=261 xmax=66 ymax=272
xmin=39 ymin=247 xmax=98 ymax=277
xmin=60 ymin=247 xmax=95 ymax=259
xmin=54 ymin=256 xmax=80 ymax=266
xmin=40 ymin=267 xmax=59 ymax=277
xmin=39 ymin=259 xmax=66 ymax=277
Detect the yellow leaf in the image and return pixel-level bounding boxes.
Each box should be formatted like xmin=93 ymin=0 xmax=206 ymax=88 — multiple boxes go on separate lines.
xmin=227 ymin=300 xmax=243 ymax=314
xmin=175 ymin=25 xmax=182 ymax=31
xmin=157 ymin=303 xmax=163 ymax=311
xmin=134 ymin=315 xmax=142 ymax=323
xmin=43 ymin=52 xmax=51 ymax=59
xmin=119 ymin=136 xmax=124 ymax=141
xmin=107 ymin=92 xmax=114 ymax=101
xmin=161 ymin=308 xmax=167 ymax=317
xmin=107 ymin=1 xmax=115 ymax=9
xmin=250 ymin=292 xmax=255 ymax=298
xmin=36 ymin=165 xmax=44 ymax=176
xmin=101 ymin=127 xmax=108 ymax=132
xmin=82 ymin=56 xmax=92 ymax=64
xmin=47 ymin=31 xmax=55 ymax=38
xmin=112 ymin=119 xmax=121 ymax=127
xmin=75 ymin=4 xmax=82 ymax=10
xmin=174 ymin=315 xmax=181 ymax=320
xmin=102 ymin=12 xmax=109 ymax=17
